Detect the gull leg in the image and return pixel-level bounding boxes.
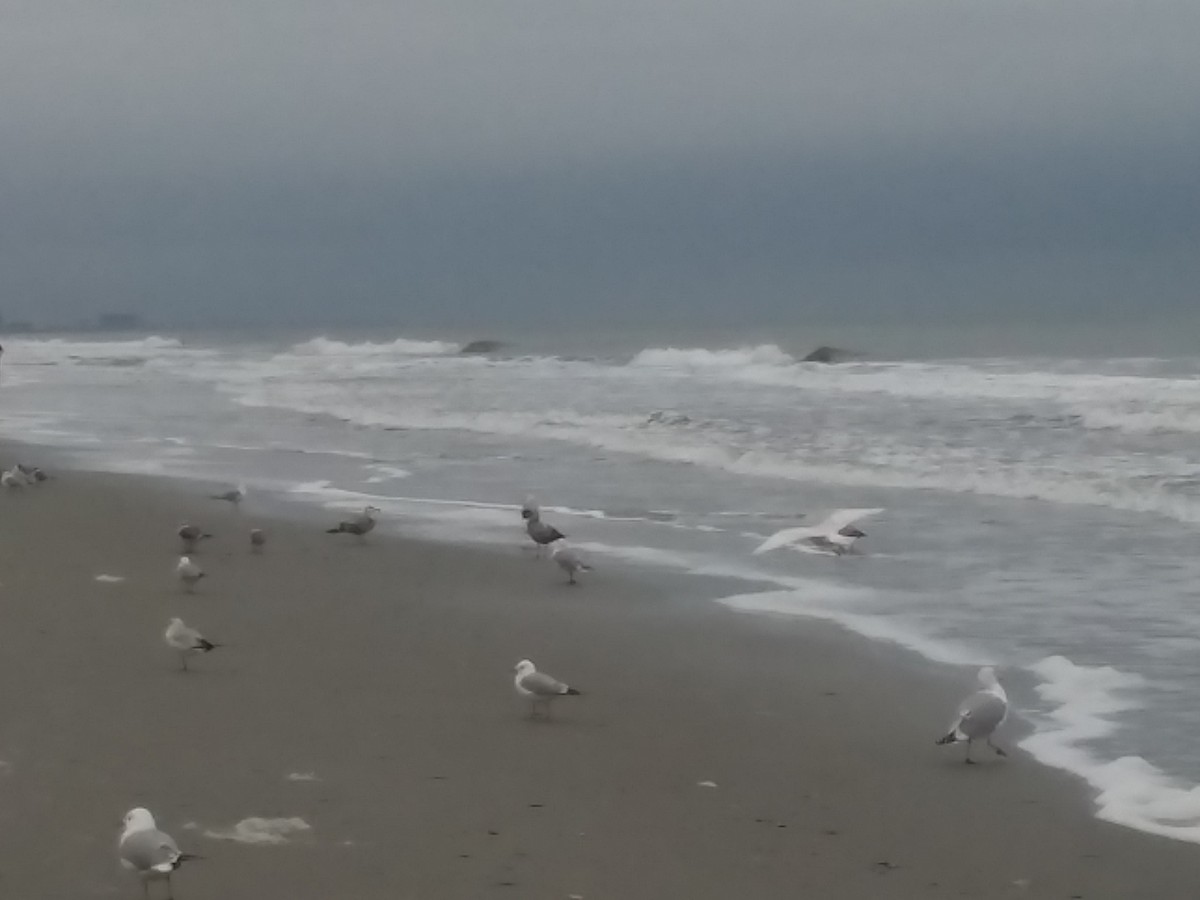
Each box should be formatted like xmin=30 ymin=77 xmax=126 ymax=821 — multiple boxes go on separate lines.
xmin=166 ymin=872 xmax=174 ymax=900
xmin=988 ymin=738 xmax=1007 ymax=757
xmin=180 ymin=653 xmax=189 ymax=672
xmin=964 ymin=740 xmax=976 ymax=765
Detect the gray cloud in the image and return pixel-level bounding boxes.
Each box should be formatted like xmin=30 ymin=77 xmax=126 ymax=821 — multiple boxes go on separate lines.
xmin=0 ymin=1 xmax=1196 ymax=328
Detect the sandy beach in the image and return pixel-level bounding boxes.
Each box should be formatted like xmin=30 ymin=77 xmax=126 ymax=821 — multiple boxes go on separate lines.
xmin=0 ymin=461 xmax=1196 ymax=899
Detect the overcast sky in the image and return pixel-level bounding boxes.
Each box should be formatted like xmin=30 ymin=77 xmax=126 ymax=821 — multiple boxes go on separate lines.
xmin=0 ymin=1 xmax=1196 ymax=330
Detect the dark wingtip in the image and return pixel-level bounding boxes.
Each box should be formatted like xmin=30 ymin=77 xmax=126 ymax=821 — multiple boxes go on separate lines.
xmin=565 ymin=687 xmax=582 ymax=696
xmin=935 ymin=733 xmax=956 ymax=746
xmin=325 ymin=527 xmax=341 ymax=534
xmin=198 ymin=639 xmax=217 ymax=652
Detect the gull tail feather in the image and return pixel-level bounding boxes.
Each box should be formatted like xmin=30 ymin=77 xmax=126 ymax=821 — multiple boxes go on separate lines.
xmin=565 ymin=687 xmax=582 ymax=696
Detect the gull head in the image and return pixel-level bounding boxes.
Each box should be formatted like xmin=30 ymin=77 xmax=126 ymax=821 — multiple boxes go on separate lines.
xmin=521 ymin=508 xmax=534 ymax=520
xmin=364 ymin=505 xmax=381 ymax=515
xmin=978 ymin=666 xmax=1000 ymax=689
xmin=514 ymin=659 xmax=536 ymax=676
xmin=177 ymin=556 xmax=192 ymax=566
xmin=122 ymin=807 xmax=156 ymax=833
xmin=168 ymin=617 xmax=184 ymax=628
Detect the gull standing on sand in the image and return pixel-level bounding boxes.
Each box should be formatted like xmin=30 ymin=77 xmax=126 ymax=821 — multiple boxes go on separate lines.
xmin=177 ymin=524 xmax=211 ymax=554
xmin=522 ymin=500 xmax=566 ymax=555
xmin=175 ymin=556 xmax=204 ymax=593
xmin=514 ymin=658 xmax=581 ymax=718
xmin=551 ymin=540 xmax=591 ymax=585
xmin=753 ymin=508 xmax=883 ymax=556
xmin=326 ymin=505 xmax=380 ymax=540
xmin=164 ymin=617 xmax=218 ymax=671
xmin=119 ymin=807 xmax=198 ymax=899
xmin=935 ymin=666 xmax=1010 ymax=764
xmin=210 ymin=483 xmax=246 ymax=509
xmin=249 ymin=528 xmax=266 ymax=552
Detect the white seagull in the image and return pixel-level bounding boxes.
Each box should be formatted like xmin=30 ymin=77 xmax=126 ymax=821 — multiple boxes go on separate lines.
xmin=935 ymin=666 xmax=1010 ymax=764
xmin=550 ymin=541 xmax=591 ymax=585
xmin=175 ymin=556 xmax=204 ymax=593
xmin=753 ymin=508 xmax=883 ymax=556
xmin=513 ymin=658 xmax=582 ymax=718
xmin=326 ymin=505 xmax=380 ymax=540
xmin=164 ymin=617 xmax=219 ymax=671
xmin=118 ymin=807 xmax=199 ymax=899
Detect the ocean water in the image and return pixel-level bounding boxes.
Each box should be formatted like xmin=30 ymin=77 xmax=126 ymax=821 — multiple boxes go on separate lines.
xmin=3 ymin=329 xmax=1200 ymax=841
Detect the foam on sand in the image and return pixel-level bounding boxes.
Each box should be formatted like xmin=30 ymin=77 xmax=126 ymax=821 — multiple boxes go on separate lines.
xmin=203 ymin=817 xmax=312 ymax=844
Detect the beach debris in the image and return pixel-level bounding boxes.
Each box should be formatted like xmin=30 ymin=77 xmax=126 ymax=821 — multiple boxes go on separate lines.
xmin=94 ymin=574 xmax=125 ymax=583
xmin=202 ymin=816 xmax=311 ymax=845
xmin=250 ymin=527 xmax=267 ymax=552
xmin=175 ymin=555 xmax=204 ymax=592
xmin=935 ymin=666 xmax=1009 ymax=764
xmin=753 ymin=508 xmax=882 ymax=557
xmin=119 ymin=807 xmax=199 ymax=899
xmin=326 ymin=505 xmax=379 ymax=540
xmin=550 ymin=541 xmax=592 ymax=585
xmin=210 ymin=483 xmax=246 ymax=509
xmin=286 ymin=772 xmax=319 ymax=782
xmin=177 ymin=523 xmax=212 ymax=554
xmin=164 ymin=617 xmax=219 ymax=671
xmin=696 ymin=780 xmax=719 ymax=788
xmin=514 ymin=658 xmax=582 ymax=719
xmin=874 ymin=860 xmax=900 ymax=871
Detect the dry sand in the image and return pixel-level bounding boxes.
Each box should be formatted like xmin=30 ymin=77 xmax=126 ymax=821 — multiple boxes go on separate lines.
xmin=0 ymin=465 xmax=1196 ymax=898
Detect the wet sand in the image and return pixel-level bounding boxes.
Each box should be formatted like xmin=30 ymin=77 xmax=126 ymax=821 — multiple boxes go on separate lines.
xmin=0 ymin=465 xmax=1196 ymax=899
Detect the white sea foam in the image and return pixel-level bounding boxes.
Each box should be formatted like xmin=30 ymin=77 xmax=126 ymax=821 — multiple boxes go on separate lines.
xmin=716 ymin=589 xmax=981 ymax=666
xmin=287 ymin=335 xmax=459 ymax=357
xmin=1019 ymin=656 xmax=1200 ymax=843
xmin=203 ymin=817 xmax=312 ymax=844
xmin=629 ymin=344 xmax=798 ymax=370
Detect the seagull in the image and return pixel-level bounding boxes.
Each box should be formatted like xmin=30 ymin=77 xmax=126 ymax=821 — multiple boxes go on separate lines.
xmin=249 ymin=528 xmax=266 ymax=553
xmin=16 ymin=463 xmax=48 ymax=482
xmin=1 ymin=467 xmax=26 ymax=489
xmin=175 ymin=556 xmax=204 ymax=593
xmin=513 ymin=658 xmax=581 ymax=718
xmin=522 ymin=502 xmax=566 ymax=555
xmin=210 ymin=483 xmax=246 ymax=509
xmin=164 ymin=617 xmax=218 ymax=671
xmin=551 ymin=541 xmax=591 ymax=585
xmin=176 ymin=524 xmax=212 ymax=554
xmin=119 ymin=807 xmax=199 ymax=899
xmin=326 ymin=505 xmax=380 ymax=540
xmin=753 ymin=508 xmax=883 ymax=556
xmin=935 ymin=666 xmax=1010 ymax=764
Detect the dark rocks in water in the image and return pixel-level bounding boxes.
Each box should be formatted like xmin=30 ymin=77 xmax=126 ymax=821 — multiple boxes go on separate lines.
xmin=460 ymin=340 xmax=506 ymax=354
xmin=802 ymin=345 xmax=853 ymax=364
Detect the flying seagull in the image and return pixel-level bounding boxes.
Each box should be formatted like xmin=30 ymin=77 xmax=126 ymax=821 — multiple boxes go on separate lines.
xmin=935 ymin=666 xmax=1010 ymax=764
xmin=177 ymin=524 xmax=212 ymax=554
xmin=175 ymin=556 xmax=204 ymax=593
xmin=513 ymin=658 xmax=582 ymax=718
xmin=164 ymin=617 xmax=219 ymax=671
xmin=119 ymin=807 xmax=200 ymax=900
xmin=551 ymin=541 xmax=591 ymax=585
xmin=326 ymin=505 xmax=380 ymax=540
xmin=753 ymin=508 xmax=883 ymax=556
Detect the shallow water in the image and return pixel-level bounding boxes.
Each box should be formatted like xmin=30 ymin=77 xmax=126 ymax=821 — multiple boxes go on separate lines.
xmin=3 ymin=329 xmax=1200 ymax=841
